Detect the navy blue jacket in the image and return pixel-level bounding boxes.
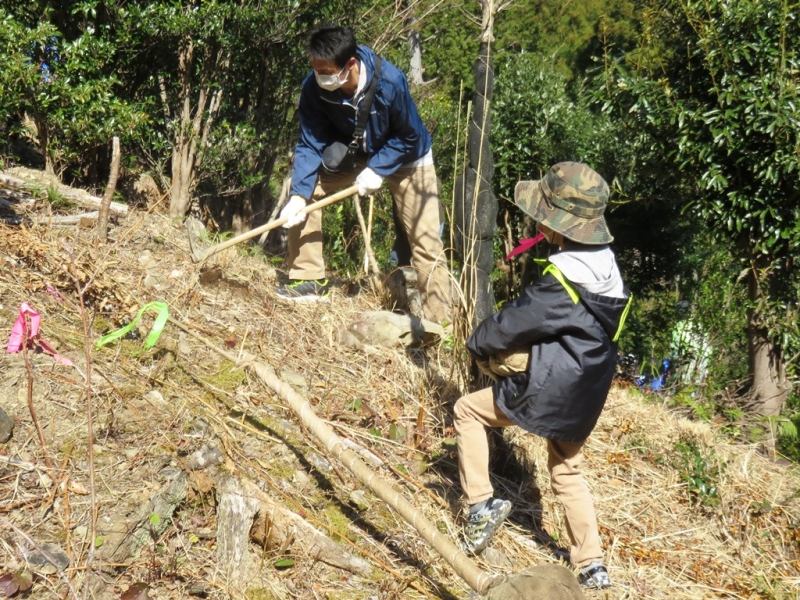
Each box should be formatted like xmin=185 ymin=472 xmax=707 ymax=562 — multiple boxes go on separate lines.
xmin=467 ymin=267 xmax=631 ymax=443
xmin=290 ymin=46 xmax=432 ymax=200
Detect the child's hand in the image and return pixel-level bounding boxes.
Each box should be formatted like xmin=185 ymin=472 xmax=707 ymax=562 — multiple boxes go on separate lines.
xmin=488 ymin=348 xmax=530 ymax=377
xmin=474 ymin=358 xmax=499 ymax=382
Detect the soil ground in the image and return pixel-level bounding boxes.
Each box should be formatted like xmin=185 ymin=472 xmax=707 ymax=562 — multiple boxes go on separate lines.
xmin=1 ymin=170 xmax=799 ymax=599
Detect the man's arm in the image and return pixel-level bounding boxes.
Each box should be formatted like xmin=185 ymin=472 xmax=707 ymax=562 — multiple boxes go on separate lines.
xmin=290 ymin=79 xmax=333 ymax=199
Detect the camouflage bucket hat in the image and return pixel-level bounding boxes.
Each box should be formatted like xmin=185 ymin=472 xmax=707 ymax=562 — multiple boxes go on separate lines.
xmin=514 ymin=162 xmax=612 ymax=244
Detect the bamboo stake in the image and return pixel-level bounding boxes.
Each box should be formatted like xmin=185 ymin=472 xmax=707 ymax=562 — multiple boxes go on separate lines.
xmin=353 ymin=194 xmax=380 ymax=276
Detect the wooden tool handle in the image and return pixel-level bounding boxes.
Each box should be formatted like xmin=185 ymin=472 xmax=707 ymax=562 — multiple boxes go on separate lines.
xmin=195 ymin=184 xmax=359 ymax=262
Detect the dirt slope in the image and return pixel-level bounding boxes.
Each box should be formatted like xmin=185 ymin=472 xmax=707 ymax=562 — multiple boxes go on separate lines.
xmin=0 ymin=175 xmax=798 ymax=599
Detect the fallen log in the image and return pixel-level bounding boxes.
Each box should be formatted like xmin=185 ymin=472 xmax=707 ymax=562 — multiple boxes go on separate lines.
xmin=0 ymin=172 xmax=128 ymax=215
xmin=31 ymin=211 xmax=99 ymax=225
xmin=239 ymin=477 xmax=373 ymax=577
xmin=95 ymin=470 xmax=188 ymax=565
xmin=215 ymin=473 xmax=262 ymax=585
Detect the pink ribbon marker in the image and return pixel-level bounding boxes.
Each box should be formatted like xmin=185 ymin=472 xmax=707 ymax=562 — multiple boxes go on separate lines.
xmin=6 ymin=303 xmax=74 ymax=366
xmin=504 ymin=232 xmax=546 ymax=262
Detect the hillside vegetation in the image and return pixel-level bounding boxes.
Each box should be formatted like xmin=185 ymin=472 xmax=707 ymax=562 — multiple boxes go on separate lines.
xmin=1 ymin=173 xmax=799 ymax=599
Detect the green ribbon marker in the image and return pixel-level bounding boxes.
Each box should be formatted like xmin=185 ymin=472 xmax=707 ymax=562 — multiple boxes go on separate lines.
xmin=95 ymin=301 xmax=170 ymax=352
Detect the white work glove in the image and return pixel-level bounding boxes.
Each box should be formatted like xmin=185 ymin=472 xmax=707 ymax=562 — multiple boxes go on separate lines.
xmin=280 ymin=195 xmax=307 ymax=229
xmin=356 ymin=167 xmax=384 ymax=197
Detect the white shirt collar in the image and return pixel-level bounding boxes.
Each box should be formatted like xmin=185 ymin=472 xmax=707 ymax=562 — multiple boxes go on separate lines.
xmin=354 ymin=59 xmax=367 ymax=98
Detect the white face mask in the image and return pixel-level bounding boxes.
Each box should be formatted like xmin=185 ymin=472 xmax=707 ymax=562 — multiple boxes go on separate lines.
xmin=315 ymin=64 xmax=349 ymax=91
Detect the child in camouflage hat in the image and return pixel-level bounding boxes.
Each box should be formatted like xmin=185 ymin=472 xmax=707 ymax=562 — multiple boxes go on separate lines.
xmin=453 ymin=161 xmax=632 ymax=589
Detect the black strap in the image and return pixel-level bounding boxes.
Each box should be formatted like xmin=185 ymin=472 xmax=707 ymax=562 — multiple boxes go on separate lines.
xmin=349 ymin=56 xmax=382 ymax=155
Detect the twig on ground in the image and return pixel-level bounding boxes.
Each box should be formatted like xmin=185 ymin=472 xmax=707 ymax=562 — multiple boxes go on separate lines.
xmin=21 ymin=328 xmax=56 ymax=479
xmin=65 ymin=248 xmax=100 ymax=595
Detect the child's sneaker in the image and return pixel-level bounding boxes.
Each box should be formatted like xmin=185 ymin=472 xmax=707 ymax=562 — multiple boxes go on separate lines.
xmin=578 ymin=561 xmax=612 ymax=589
xmin=462 ymin=497 xmax=512 ymax=554
xmin=276 ymin=279 xmax=330 ymax=301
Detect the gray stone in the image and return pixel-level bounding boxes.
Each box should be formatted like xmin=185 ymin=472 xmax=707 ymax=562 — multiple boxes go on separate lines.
xmin=0 ymin=406 xmax=13 ymax=442
xmin=348 ymin=490 xmax=369 ymax=511
xmin=186 ymin=445 xmax=224 ymax=470
xmin=26 ymin=542 xmax=70 ymax=574
xmin=484 ymin=564 xmax=586 ymax=600
xmin=188 ymin=417 xmax=212 ymax=438
xmin=143 ymin=274 xmax=161 ymax=289
xmin=308 ymin=453 xmax=332 ymax=473
xmin=281 ymin=370 xmax=307 ymax=391
xmin=145 ymin=390 xmax=166 ymax=405
xmin=137 ymin=251 xmax=153 ymax=267
xmin=341 ymin=310 xmax=444 ymax=349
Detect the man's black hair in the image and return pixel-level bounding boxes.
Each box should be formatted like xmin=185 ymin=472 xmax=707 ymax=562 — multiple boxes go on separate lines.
xmin=306 ymin=24 xmax=357 ymax=68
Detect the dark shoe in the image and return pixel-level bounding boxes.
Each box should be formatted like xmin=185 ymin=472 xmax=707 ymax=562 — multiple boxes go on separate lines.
xmin=276 ymin=279 xmax=330 ymax=302
xmin=579 ymin=562 xmax=612 ymax=589
xmin=462 ymin=497 xmax=512 ymax=554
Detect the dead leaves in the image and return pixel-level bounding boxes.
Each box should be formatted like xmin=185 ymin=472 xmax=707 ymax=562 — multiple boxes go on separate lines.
xmin=1 ymin=224 xmax=136 ymax=316
xmin=119 ymin=582 xmax=148 ymax=600
xmin=0 ymin=571 xmax=32 ymax=598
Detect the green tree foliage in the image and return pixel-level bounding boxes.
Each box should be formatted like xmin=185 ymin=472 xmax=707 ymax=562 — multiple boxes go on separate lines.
xmin=605 ymin=0 xmax=800 ymax=414
xmin=491 ymin=53 xmax=616 ymax=197
xmin=493 ymin=0 xmax=639 ymax=76
xmin=104 ymin=0 xmax=355 ymax=216
xmin=0 ymin=1 xmax=365 ymax=214
xmin=414 ymin=2 xmax=482 ymax=95
xmin=0 ymin=6 xmax=144 ymax=177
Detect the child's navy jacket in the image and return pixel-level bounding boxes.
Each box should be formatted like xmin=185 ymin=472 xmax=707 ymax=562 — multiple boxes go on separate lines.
xmin=467 ymin=261 xmax=632 ymax=442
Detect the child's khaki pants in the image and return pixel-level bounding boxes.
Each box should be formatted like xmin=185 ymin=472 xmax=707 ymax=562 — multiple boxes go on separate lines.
xmin=453 ymin=386 xmax=604 ymax=567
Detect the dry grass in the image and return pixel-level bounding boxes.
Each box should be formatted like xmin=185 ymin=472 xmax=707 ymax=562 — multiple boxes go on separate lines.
xmin=0 ymin=185 xmax=798 ymax=599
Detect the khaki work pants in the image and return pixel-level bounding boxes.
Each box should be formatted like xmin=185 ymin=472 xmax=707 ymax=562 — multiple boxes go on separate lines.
xmin=287 ymin=161 xmax=453 ymax=322
xmin=453 ymin=386 xmax=604 ymax=567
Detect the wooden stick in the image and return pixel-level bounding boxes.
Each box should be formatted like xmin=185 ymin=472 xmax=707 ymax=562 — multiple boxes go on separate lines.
xmin=97 ymin=136 xmax=121 ymax=242
xmin=365 ymin=195 xmax=374 ymax=273
xmin=353 ymin=194 xmax=380 ymax=276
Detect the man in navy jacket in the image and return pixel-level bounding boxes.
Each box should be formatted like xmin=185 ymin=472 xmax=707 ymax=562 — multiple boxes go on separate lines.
xmin=277 ymin=24 xmax=452 ymax=323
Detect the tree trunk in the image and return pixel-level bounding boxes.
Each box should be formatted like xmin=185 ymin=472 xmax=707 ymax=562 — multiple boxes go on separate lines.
xmin=169 ymin=38 xmax=197 ymax=218
xmin=402 ymin=1 xmax=424 ymax=85
xmin=407 ymin=27 xmax=424 ymax=85
xmin=168 ymin=37 xmax=227 ymax=218
xmin=31 ymin=111 xmax=55 ymax=177
xmin=747 ymin=267 xmax=791 ymax=416
xmin=454 ymin=0 xmax=499 ymax=326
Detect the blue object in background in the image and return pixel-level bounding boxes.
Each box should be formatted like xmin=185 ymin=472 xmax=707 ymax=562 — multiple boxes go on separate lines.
xmin=27 ymin=36 xmax=60 ymax=83
xmin=625 ymin=356 xmax=671 ymax=393
xmin=647 ymin=359 xmax=672 ymax=392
